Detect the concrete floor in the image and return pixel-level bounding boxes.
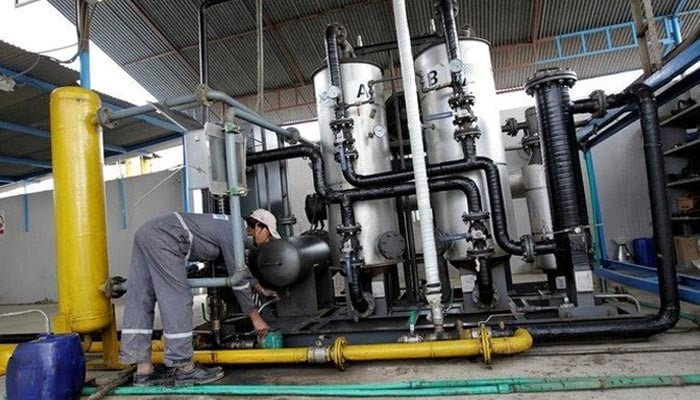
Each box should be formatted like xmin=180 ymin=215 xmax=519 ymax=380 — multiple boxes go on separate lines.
xmin=1 ymin=289 xmax=699 ymax=399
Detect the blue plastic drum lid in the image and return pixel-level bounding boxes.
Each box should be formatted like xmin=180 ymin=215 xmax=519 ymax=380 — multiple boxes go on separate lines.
xmin=6 ymin=333 xmax=86 ymax=400
xmin=633 ymin=238 xmax=657 ymax=268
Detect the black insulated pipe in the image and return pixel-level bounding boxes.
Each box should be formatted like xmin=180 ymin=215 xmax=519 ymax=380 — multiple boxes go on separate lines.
xmin=435 ymin=0 xmax=463 ymax=93
xmin=502 ymin=83 xmax=679 ymax=340
xmin=325 ymin=23 xmax=347 ymax=120
xmin=477 ymin=257 xmax=494 ymax=305
xmin=341 ymin=152 xmax=555 ymax=255
xmin=525 ymin=68 xmax=589 ymax=232
xmin=247 ymin=146 xmax=483 ymax=212
xmin=247 ymin=146 xmax=485 ymax=314
xmin=248 ymin=144 xmax=556 ymax=259
xmin=339 ymin=198 xmax=371 ymax=315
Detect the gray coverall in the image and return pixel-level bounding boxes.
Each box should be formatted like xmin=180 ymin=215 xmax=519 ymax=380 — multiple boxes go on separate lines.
xmin=120 ymin=212 xmax=255 ymax=367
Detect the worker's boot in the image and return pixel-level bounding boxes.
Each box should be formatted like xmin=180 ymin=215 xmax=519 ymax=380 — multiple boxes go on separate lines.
xmin=133 ymin=365 xmax=175 ymax=386
xmin=174 ymin=363 xmax=225 ymax=386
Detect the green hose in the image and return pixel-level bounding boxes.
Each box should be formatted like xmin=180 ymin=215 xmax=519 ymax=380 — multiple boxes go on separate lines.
xmin=82 ymin=374 xmax=700 ymax=397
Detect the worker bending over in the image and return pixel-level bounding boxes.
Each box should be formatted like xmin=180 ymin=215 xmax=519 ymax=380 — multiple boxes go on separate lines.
xmin=120 ymin=209 xmax=280 ymax=386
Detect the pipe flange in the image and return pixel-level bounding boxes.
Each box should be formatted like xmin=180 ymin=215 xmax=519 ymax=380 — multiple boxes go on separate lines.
xmin=101 ymin=275 xmax=127 ymax=299
xmin=524 ymin=68 xmax=577 ymax=95
xmin=330 ymin=118 xmax=354 ymax=132
xmin=479 ymin=325 xmax=493 ymax=364
xmin=462 ymin=211 xmax=490 ymax=222
xmin=336 ymin=224 xmax=361 ymax=235
xmin=502 ymin=118 xmax=519 ymax=136
xmin=97 ymin=108 xmax=116 ymax=129
xmin=284 ymin=127 xmax=301 ymax=145
xmin=330 ymin=337 xmax=348 ymax=370
xmin=335 ymin=148 xmax=358 ymax=161
xmin=448 ymin=93 xmax=475 ymax=109
xmin=467 ymin=247 xmax=494 ymax=258
xmin=589 ymin=89 xmax=608 ymax=118
xmin=521 ymin=134 xmax=540 ymax=150
xmin=195 ymin=84 xmax=212 ymax=107
xmin=453 ymin=126 xmax=480 ymax=141
xmin=520 ymin=234 xmax=536 ymax=263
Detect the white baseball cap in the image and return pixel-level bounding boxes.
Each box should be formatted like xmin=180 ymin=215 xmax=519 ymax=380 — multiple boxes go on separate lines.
xmin=246 ymin=209 xmax=281 ymax=239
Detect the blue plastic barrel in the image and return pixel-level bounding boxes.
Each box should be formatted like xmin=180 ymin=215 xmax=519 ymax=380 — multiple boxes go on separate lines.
xmin=6 ymin=333 xmax=85 ymax=400
xmin=633 ymin=238 xmax=657 ymax=268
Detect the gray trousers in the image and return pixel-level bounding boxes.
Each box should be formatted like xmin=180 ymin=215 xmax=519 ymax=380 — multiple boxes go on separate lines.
xmin=120 ymin=214 xmax=194 ymax=367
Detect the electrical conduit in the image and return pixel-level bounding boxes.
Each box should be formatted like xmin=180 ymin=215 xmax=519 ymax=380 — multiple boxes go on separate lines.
xmin=392 ymin=0 xmax=444 ymax=332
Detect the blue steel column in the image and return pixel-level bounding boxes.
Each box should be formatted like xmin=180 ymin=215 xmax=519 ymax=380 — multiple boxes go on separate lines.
xmin=78 ymin=0 xmax=90 ymax=89
xmin=182 ymin=137 xmax=191 ymax=212
xmin=23 ymin=182 xmax=29 ymax=233
xmin=117 ymin=158 xmax=127 ymax=229
xmin=584 ymin=150 xmax=608 ymax=264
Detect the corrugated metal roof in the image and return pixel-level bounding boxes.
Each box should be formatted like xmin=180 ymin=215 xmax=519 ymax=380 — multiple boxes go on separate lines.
xmin=0 ymin=41 xmax=198 ymax=185
xmin=44 ymin=0 xmax=700 ymax=125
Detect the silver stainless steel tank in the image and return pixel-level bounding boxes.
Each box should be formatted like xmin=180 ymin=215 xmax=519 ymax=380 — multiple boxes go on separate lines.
xmin=312 ymin=61 xmax=401 ymax=267
xmin=414 ymin=39 xmax=516 ymax=264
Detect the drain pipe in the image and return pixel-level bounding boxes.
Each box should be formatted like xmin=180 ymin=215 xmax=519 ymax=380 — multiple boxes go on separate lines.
xmin=393 ymin=0 xmax=443 ymax=333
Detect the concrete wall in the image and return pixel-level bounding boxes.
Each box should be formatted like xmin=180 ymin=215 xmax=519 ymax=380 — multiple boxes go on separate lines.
xmin=0 ymin=170 xmax=183 ymax=304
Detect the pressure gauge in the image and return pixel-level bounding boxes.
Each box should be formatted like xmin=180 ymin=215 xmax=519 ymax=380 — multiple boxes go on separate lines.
xmin=372 ymin=125 xmax=386 ymax=139
xmin=326 ymin=85 xmax=341 ymax=99
xmin=448 ymin=58 xmax=464 ymax=73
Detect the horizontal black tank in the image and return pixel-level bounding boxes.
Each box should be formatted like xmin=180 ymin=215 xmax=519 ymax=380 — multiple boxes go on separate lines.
xmin=255 ymin=235 xmax=331 ymax=288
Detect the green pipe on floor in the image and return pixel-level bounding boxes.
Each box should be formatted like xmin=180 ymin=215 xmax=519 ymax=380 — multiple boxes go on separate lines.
xmin=82 ymin=374 xmax=700 ymax=397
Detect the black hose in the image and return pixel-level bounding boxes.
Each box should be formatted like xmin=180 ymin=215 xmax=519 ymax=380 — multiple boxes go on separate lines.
xmin=325 ymin=23 xmax=346 ymax=120
xmin=499 ymin=84 xmax=679 ymax=340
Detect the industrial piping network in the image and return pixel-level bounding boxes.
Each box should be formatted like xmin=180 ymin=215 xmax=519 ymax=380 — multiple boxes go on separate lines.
xmin=0 ymin=0 xmax=685 ymax=379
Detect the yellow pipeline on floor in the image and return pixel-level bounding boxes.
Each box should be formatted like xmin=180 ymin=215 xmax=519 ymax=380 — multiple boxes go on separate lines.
xmin=151 ymin=327 xmax=533 ymax=370
xmin=0 ymin=328 xmax=532 ymax=375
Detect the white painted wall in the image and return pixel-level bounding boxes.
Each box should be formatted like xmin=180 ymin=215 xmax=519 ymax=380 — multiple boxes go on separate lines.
xmin=0 ymin=170 xmax=183 ymax=304
xmin=591 ymin=123 xmax=654 ymax=257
